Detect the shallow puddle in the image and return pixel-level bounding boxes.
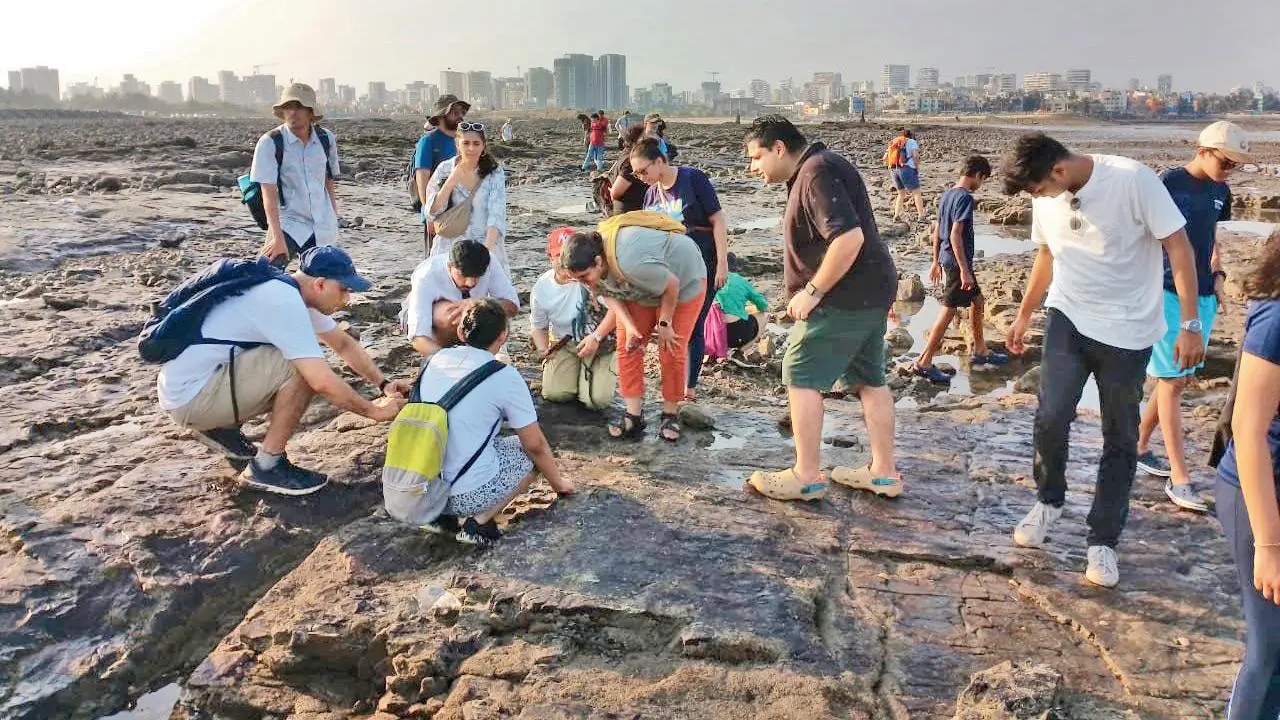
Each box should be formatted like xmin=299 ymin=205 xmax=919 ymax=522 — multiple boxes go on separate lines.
xmin=95 ymin=684 xmax=179 ymax=720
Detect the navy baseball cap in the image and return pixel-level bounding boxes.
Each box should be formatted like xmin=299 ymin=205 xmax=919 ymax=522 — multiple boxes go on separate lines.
xmin=300 ymin=246 xmax=372 ymax=292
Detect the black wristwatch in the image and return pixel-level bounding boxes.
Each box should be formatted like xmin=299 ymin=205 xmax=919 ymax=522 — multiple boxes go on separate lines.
xmin=1212 ymin=270 xmax=1228 ymax=282
xmin=377 ymin=378 xmax=390 ymax=392
xmin=658 ymin=319 xmax=671 ymax=328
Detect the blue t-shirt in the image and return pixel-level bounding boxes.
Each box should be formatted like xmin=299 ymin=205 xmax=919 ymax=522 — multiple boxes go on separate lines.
xmin=644 ymin=166 xmax=722 ymax=243
xmin=412 ymin=129 xmax=457 ymax=172
xmin=1160 ymin=167 xmax=1231 ymax=296
xmin=936 ymin=187 xmax=975 ymax=269
xmin=1218 ymin=298 xmax=1280 ymax=490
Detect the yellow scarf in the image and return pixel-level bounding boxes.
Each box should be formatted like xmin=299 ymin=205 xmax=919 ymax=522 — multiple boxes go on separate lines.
xmin=597 ymin=210 xmax=686 ymax=283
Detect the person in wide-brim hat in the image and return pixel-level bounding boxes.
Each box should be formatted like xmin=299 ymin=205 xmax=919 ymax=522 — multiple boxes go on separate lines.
xmin=273 ymin=83 xmax=323 ymax=120
xmin=427 ymin=94 xmax=471 ymax=128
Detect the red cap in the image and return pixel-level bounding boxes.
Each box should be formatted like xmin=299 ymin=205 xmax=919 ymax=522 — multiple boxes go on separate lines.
xmin=546 ymin=226 xmax=576 ymax=257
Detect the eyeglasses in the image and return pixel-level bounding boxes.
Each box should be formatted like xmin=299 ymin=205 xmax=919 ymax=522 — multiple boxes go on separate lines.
xmin=1212 ymin=150 xmax=1240 ymax=170
xmin=1068 ymin=195 xmax=1084 ymax=232
xmin=632 ymin=161 xmax=655 ymax=176
xmin=458 ymin=122 xmax=485 ymax=132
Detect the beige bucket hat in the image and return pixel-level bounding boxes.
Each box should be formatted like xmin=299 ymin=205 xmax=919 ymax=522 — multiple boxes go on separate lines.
xmin=273 ymin=83 xmax=322 ymax=120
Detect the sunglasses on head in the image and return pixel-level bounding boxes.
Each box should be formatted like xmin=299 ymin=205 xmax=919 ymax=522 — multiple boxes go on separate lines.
xmin=458 ymin=122 xmax=485 ymax=132
xmin=1068 ymin=195 xmax=1084 ymax=232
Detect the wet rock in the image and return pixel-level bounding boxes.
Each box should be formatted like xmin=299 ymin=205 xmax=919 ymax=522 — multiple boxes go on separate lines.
xmin=205 ymin=150 xmax=253 ymax=169
xmin=988 ymin=198 xmax=1033 ymax=226
xmin=1013 ymin=365 xmax=1041 ymax=394
xmin=896 ymin=273 xmax=925 ymax=302
xmin=885 ymin=327 xmax=914 ymax=354
xmin=93 ymin=176 xmax=123 ymax=192
xmin=953 ymin=661 xmax=1063 ymax=719
xmin=677 ymin=403 xmax=715 ymax=430
xmin=43 ymin=294 xmax=88 ymax=310
xmin=165 ymin=183 xmax=220 ymax=194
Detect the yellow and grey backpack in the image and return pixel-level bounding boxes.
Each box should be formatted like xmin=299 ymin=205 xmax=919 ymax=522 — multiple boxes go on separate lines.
xmin=382 ymin=358 xmax=505 ymax=526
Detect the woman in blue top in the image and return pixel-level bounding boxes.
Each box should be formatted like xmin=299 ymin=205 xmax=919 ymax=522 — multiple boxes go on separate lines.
xmin=1215 ymin=230 xmax=1280 ymax=719
xmin=631 ymin=137 xmax=728 ymax=402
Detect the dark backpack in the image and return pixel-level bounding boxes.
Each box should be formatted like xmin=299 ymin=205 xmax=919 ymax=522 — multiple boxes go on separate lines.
xmin=138 ymin=257 xmax=300 ymax=364
xmin=237 ymin=125 xmax=334 ymax=230
xmin=407 ymin=129 xmax=447 ymax=213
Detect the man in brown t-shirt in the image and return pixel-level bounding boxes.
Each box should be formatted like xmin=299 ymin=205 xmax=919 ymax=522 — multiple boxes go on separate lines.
xmin=743 ymin=115 xmax=903 ymax=502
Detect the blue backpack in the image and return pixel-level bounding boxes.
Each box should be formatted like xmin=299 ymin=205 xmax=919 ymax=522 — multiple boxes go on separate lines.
xmin=138 ymin=257 xmax=299 ymax=364
xmin=238 ymin=125 xmax=334 ymax=230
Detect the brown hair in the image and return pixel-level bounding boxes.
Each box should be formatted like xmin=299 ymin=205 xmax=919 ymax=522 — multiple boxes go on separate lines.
xmin=1244 ymin=229 xmax=1280 ymax=299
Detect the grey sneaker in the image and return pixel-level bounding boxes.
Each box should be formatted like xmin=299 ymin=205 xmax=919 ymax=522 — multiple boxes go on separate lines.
xmin=1013 ymin=502 xmax=1064 ymax=548
xmin=1165 ymin=480 xmax=1209 ymax=512
xmin=1136 ymin=451 xmax=1172 ymax=478
xmin=1086 ymin=546 xmax=1120 ymax=588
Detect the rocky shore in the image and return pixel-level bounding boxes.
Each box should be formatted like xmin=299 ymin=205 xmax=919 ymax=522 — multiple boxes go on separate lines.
xmin=1 ymin=115 xmax=1278 ymax=719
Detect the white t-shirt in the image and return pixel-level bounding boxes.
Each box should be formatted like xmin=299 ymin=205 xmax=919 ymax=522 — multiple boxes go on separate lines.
xmin=417 ymin=345 xmax=538 ymax=495
xmin=403 ymin=255 xmax=520 ymax=341
xmin=1031 ymin=154 xmax=1187 ymax=350
xmin=157 ymin=279 xmax=336 ymax=409
xmin=530 ymin=270 xmax=585 ymax=339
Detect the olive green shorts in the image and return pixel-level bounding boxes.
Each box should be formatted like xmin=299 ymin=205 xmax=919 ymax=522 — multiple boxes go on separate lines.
xmin=782 ymin=307 xmax=888 ymax=391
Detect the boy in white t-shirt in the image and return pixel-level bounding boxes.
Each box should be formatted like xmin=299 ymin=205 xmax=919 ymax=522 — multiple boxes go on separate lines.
xmin=1001 ymin=133 xmax=1204 ymax=588
xmin=418 ymin=300 xmax=575 ymax=545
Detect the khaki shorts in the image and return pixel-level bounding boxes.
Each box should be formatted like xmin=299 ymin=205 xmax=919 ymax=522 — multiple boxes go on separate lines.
xmin=168 ymin=346 xmax=298 ymax=430
xmin=542 ymin=347 xmax=617 ymax=411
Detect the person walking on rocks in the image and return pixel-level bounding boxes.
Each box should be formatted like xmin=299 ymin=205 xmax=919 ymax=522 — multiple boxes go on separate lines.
xmin=633 ymin=137 xmax=728 ymax=402
xmin=157 ymin=247 xmax=410 ymax=495
xmin=252 ymin=83 xmax=341 ymax=267
xmin=913 ymin=155 xmax=1008 ymax=384
xmin=417 ymin=299 xmax=576 ymax=545
xmin=742 ymin=115 xmax=901 ymax=502
xmin=404 ymin=240 xmax=519 ymax=358
xmin=413 ymin=94 xmax=470 ymax=255
xmin=1002 ymin=132 xmax=1206 ymax=588
xmin=424 ymin=122 xmax=510 ymax=272
xmin=1136 ymin=121 xmax=1252 ymax=512
xmin=532 ymin=227 xmax=619 ymax=410
xmin=614 ymin=110 xmax=635 ymax=149
xmin=582 ymin=112 xmax=609 ymax=172
xmin=885 ymin=129 xmax=924 ymax=223
xmin=1212 ymin=230 xmax=1280 ymax=720
xmin=560 ymin=213 xmax=707 ymax=442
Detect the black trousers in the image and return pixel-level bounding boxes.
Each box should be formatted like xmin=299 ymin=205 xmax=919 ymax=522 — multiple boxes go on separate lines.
xmin=1033 ymin=308 xmax=1151 ymax=548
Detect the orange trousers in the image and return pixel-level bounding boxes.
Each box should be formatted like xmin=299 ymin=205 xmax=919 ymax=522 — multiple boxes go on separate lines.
xmin=617 ymin=288 xmax=706 ymax=404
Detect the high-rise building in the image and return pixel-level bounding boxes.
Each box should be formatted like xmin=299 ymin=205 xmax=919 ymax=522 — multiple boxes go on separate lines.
xmin=242 ymin=74 xmax=276 ymax=106
xmin=595 ymin=54 xmax=627 ymax=109
xmin=916 ymin=67 xmax=939 ymax=90
xmin=850 ymin=79 xmax=874 ymax=94
xmin=65 ymin=82 xmax=103 ymax=100
xmin=1157 ymin=74 xmax=1173 ymax=94
xmin=403 ymin=81 xmax=436 ymax=110
xmin=553 ymin=54 xmax=596 ymax=109
xmin=338 ymin=85 xmax=356 ymax=104
xmin=700 ymin=80 xmax=721 ymax=107
xmin=810 ymin=72 xmax=844 ymax=103
xmin=493 ymin=77 xmax=525 ymax=110
xmin=317 ymin=78 xmax=337 ymax=105
xmin=881 ymin=65 xmax=910 ymax=94
xmin=651 ymin=82 xmax=673 ymax=106
xmin=117 ymin=74 xmax=150 ymax=97
xmin=6 ymin=70 xmax=21 ymax=93
xmin=995 ymin=74 xmax=1017 ymax=95
xmin=749 ymin=79 xmax=771 ymax=104
xmin=1128 ymin=78 xmax=1141 ymax=92
xmin=187 ymin=76 xmax=218 ymax=104
xmin=524 ymin=67 xmax=554 ymax=107
xmin=439 ymin=71 xmax=466 ymax=99
xmin=217 ymin=71 xmax=243 ymax=105
xmin=367 ymin=81 xmax=389 ymax=107
xmin=18 ymin=66 xmax=60 ymax=101
xmin=157 ymin=81 xmax=183 ymax=104
xmin=1023 ymin=72 xmax=1064 ymax=93
xmin=1066 ymin=69 xmax=1091 ymax=91
xmin=632 ymin=87 xmax=652 ymax=110
xmin=466 ymin=71 xmax=493 ymax=107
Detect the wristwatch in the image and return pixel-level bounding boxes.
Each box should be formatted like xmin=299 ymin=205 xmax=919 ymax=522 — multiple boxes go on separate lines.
xmin=658 ymin=319 xmax=671 ymax=328
xmin=805 ymin=281 xmax=823 ymax=297
xmin=377 ymin=378 xmax=391 ymax=392
xmin=1181 ymin=319 xmax=1203 ymax=334
xmin=592 ymin=333 xmax=605 ymax=343
xmin=1212 ymin=270 xmax=1228 ymax=282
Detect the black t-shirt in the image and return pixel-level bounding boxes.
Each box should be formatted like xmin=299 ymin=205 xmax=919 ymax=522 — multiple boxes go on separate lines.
xmin=783 ymin=143 xmax=897 ymax=310
xmin=614 ymin=158 xmax=648 ymax=214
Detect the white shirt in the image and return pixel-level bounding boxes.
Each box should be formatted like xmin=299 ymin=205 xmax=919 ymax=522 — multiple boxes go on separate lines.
xmin=417 ymin=345 xmax=538 ymax=495
xmin=157 ymin=280 xmax=336 ymax=409
xmin=1031 ymin=154 xmax=1187 ymax=350
xmin=530 ymin=270 xmax=585 ymax=339
xmin=249 ymin=124 xmax=341 ymax=247
xmin=403 ymin=254 xmax=520 ymax=341
xmin=501 ymin=122 xmax=514 ymax=142
xmin=424 ymin=158 xmax=509 ymax=271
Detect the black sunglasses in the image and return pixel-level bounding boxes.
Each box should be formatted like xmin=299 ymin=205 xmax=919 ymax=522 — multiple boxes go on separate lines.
xmin=1069 ymin=196 xmax=1084 ymax=232
xmin=458 ymin=122 xmax=486 ymax=133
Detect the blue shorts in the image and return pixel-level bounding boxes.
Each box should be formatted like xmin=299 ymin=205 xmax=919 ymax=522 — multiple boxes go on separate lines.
xmin=891 ymin=166 xmax=920 ymax=191
xmin=1147 ymin=290 xmax=1216 ymax=378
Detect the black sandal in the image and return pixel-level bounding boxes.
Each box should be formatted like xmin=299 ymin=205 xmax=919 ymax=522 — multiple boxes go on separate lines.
xmin=608 ymin=411 xmax=646 ymax=440
xmin=658 ymin=412 xmax=682 ymax=443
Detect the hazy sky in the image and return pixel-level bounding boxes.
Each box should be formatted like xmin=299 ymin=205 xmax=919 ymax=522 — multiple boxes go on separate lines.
xmin=6 ymin=0 xmax=1276 ymax=94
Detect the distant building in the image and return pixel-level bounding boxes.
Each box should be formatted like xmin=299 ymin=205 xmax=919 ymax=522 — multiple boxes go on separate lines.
xmin=553 ymin=54 xmax=596 ymax=109
xmin=439 ymin=71 xmax=466 ymax=99
xmin=1066 ymin=69 xmax=1091 ymax=91
xmin=700 ymin=80 xmax=721 ymax=108
xmin=595 ymin=54 xmax=627 ymax=109
xmin=64 ymin=82 xmax=104 ymax=100
xmin=6 ymin=70 xmax=20 ymax=93
xmin=651 ymin=82 xmax=673 ymax=106
xmin=317 ymin=78 xmax=337 ymax=105
xmin=367 ymin=81 xmax=389 ymax=107
xmin=994 ymin=73 xmax=1017 ymax=95
xmin=749 ymin=79 xmax=771 ymax=104
xmin=882 ymin=64 xmax=910 ymax=94
xmin=338 ymin=85 xmax=356 ymax=105
xmin=1128 ymin=78 xmax=1141 ymax=92
xmin=916 ymin=67 xmax=939 ymax=90
xmin=1099 ymin=90 xmax=1127 ymax=115
xmin=850 ymin=79 xmax=875 ymax=94
xmin=403 ymin=81 xmax=437 ymax=111
xmin=1157 ymin=74 xmax=1173 ymax=95
xmin=117 ymin=74 xmax=151 ymax=97
xmin=18 ymin=66 xmax=60 ymax=101
xmin=466 ymin=71 xmax=493 ymax=107
xmin=241 ymin=74 xmax=276 ymax=106
xmin=157 ymin=81 xmax=183 ymax=104
xmin=1023 ymin=72 xmax=1064 ymax=93
xmin=188 ymin=76 xmax=218 ymax=104
xmin=218 ymin=71 xmax=243 ymax=106
xmin=524 ymin=67 xmax=554 ymax=108
xmin=493 ymin=77 xmax=525 ymax=110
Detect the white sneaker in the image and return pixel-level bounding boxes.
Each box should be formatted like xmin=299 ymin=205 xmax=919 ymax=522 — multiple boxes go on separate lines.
xmin=1165 ymin=480 xmax=1209 ymax=513
xmin=1012 ymin=502 xmax=1063 ymax=548
xmin=1085 ymin=546 xmax=1120 ymax=588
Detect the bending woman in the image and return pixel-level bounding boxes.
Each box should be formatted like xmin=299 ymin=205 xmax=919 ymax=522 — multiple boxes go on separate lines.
xmin=425 ymin=122 xmax=510 ymax=272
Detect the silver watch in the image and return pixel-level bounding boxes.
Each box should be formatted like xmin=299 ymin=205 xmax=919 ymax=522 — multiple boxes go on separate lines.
xmin=1181 ymin=319 xmax=1203 ymax=334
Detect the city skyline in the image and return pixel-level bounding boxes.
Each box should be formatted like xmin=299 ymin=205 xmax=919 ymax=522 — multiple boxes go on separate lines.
xmin=4 ymin=0 xmax=1276 ymax=96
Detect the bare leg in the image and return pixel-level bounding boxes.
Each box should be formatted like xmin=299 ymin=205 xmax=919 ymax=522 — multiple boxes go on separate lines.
xmin=860 ymin=385 xmax=898 ymax=477
xmin=892 ymin=191 xmax=904 ymax=220
xmin=916 ymin=306 xmax=957 ymax=368
xmin=789 ymin=387 xmax=825 ymax=483
xmin=970 ymin=295 xmax=989 ymax=356
xmin=1156 ymin=378 xmax=1192 ymax=485
xmin=1137 ymin=378 xmax=1160 ymax=455
xmin=913 ymin=189 xmax=925 ymax=219
xmin=261 ymin=374 xmax=314 ymax=454
xmin=474 ymin=472 xmax=538 ymax=525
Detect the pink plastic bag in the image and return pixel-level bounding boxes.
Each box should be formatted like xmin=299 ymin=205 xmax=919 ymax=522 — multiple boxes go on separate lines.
xmin=703 ymin=302 xmax=729 ymax=360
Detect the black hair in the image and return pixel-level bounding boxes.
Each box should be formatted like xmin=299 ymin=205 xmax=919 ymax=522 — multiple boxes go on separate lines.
xmin=630 ymin=137 xmax=667 ymax=164
xmin=960 ymin=155 xmax=992 ymax=178
xmin=903 ymin=129 xmax=913 ymax=138
xmin=1000 ymin=132 xmax=1071 ymax=195
xmin=560 ymin=232 xmax=605 ymax=273
xmin=622 ymin=123 xmax=645 ymax=149
xmin=458 ymin=298 xmax=508 ymax=349
xmin=743 ymin=114 xmax=807 ymax=153
xmin=726 ymin=252 xmax=743 ymax=274
xmin=449 ymin=239 xmax=490 ymax=278
xmin=590 ymin=112 xmax=599 ymax=119
xmin=455 ymin=128 xmax=500 ymax=179
xmin=1245 ymin=229 xmax=1280 ymax=299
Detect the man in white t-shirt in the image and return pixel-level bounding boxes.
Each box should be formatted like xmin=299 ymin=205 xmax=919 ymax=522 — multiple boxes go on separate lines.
xmin=404 ymin=239 xmax=519 ymax=357
xmin=158 ymin=246 xmax=411 ymax=496
xmin=1001 ymin=133 xmax=1204 ymax=588
xmin=418 ymin=299 xmax=575 ymax=545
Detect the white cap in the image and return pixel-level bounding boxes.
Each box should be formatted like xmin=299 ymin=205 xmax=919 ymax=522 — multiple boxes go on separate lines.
xmin=1198 ymin=121 xmax=1253 ymax=164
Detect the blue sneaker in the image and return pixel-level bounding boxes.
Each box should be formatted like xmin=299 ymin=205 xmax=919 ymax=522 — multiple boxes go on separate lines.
xmin=1136 ymin=451 xmax=1172 ymax=478
xmin=913 ymin=364 xmax=953 ymax=385
xmin=239 ymin=459 xmax=328 ymax=496
xmin=970 ymin=351 xmax=1010 ymax=366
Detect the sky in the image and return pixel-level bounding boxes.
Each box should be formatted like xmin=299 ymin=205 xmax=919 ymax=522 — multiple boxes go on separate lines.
xmin=5 ymin=0 xmax=1277 ymax=94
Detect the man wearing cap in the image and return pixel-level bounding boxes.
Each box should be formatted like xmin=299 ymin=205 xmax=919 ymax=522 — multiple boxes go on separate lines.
xmin=413 ymin=94 xmax=471 ymax=254
xmin=404 ymin=239 xmax=520 ymax=358
xmin=158 ymin=246 xmax=411 ymax=496
xmin=252 ymin=83 xmax=341 ymax=266
xmin=1136 ymin=121 xmax=1253 ymax=512
xmin=531 ymin=227 xmax=618 ymax=410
